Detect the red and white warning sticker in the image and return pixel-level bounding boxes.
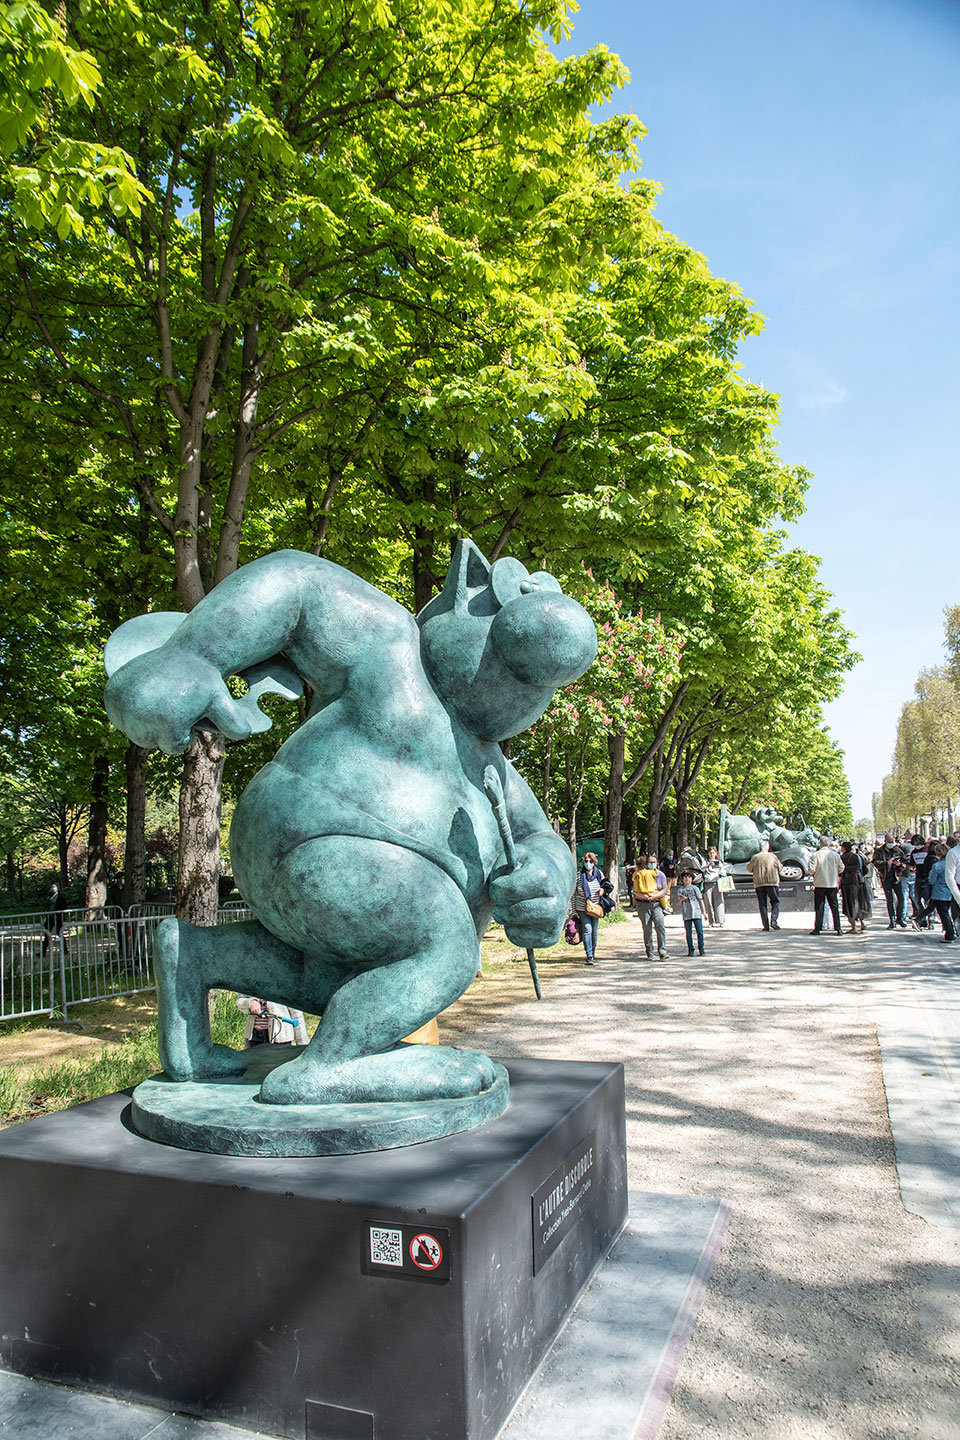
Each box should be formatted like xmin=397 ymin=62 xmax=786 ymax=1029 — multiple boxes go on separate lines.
xmin=408 ymin=1232 xmax=443 ymax=1271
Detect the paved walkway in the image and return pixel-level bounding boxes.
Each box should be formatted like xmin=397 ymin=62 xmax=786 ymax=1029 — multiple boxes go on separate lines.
xmin=456 ymin=906 xmax=960 ymax=1439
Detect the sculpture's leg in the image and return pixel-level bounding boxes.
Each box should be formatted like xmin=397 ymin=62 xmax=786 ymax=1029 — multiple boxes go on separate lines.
xmin=155 ymin=917 xmax=339 ymax=1081
xmin=257 ymin=837 xmax=493 ymax=1106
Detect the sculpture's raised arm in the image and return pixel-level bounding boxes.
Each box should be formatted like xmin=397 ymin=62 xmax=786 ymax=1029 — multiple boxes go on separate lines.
xmin=104 ymin=551 xmax=397 ymax=754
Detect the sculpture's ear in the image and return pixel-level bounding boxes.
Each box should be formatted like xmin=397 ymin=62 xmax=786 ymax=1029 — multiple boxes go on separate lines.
xmin=417 ymin=538 xmax=493 ymax=621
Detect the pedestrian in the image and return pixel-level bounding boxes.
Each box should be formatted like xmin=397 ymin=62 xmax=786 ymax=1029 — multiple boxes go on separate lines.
xmin=701 ymin=846 xmax=729 ymax=927
xmin=839 ymin=841 xmax=867 ymax=933
xmin=944 ymin=834 xmax=960 ymax=917
xmin=908 ymin=834 xmax=927 ymax=923
xmin=40 ymin=882 xmax=69 ymax=958
xmin=675 ymin=869 xmax=706 ymax=955
xmin=912 ymin=839 xmax=935 ymax=928
xmin=811 ymin=838 xmax=842 ymax=935
xmin=632 ymin=853 xmax=669 ymax=959
xmin=660 ymin=849 xmax=678 ymax=913
xmin=647 ymin=854 xmax=672 ymax=919
xmin=745 ymin=839 xmax=782 ymax=931
xmin=926 ymin=843 xmax=956 ymax=944
xmin=874 ymin=832 xmax=909 ymax=929
xmin=573 ymin=851 xmax=606 ymax=966
xmin=235 ymin=997 xmax=309 ymax=1046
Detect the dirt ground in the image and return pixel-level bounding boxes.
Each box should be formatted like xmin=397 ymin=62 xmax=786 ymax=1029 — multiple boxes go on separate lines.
xmin=0 ymin=995 xmax=159 ymax=1068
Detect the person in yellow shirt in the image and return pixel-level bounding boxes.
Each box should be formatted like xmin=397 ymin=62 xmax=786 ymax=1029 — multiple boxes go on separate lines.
xmin=632 ymin=854 xmax=668 ymax=959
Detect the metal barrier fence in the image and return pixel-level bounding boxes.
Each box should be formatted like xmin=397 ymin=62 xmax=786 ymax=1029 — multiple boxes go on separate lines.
xmin=1 ymin=905 xmax=254 ymax=1022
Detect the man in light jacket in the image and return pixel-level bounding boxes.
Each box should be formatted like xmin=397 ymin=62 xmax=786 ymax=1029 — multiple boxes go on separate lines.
xmin=746 ymin=840 xmax=783 ymax=931
xmin=811 ymin=841 xmax=841 ymax=935
xmin=944 ymin=834 xmax=960 ymax=914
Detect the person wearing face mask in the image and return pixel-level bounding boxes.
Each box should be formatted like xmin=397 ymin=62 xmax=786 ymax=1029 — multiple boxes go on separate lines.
xmin=573 ymin=851 xmax=606 ymax=966
xmin=873 ymin=832 xmax=909 ymax=929
xmin=632 ymin=853 xmax=669 ymax=960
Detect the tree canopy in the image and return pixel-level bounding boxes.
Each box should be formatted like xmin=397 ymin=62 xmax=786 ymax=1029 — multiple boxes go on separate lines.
xmin=0 ymin=0 xmax=858 ymax=908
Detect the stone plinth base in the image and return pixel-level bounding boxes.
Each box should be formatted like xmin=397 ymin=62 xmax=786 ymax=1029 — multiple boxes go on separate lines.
xmin=0 ymin=1059 xmax=626 ymax=1440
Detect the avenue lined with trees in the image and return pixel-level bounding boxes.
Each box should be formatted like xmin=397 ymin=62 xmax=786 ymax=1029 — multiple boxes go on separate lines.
xmin=1 ymin=0 xmax=857 ymax=915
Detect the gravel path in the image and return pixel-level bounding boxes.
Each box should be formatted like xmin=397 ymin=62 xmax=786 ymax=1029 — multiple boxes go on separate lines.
xmin=447 ymin=909 xmax=960 ymax=1439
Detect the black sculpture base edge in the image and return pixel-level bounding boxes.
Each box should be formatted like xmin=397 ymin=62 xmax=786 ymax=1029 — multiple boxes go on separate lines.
xmin=0 ymin=1057 xmax=627 ymax=1440
xmin=724 ymin=880 xmax=815 ymax=912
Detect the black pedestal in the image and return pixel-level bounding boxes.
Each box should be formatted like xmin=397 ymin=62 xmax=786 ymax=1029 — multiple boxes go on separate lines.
xmin=0 ymin=1059 xmax=626 ymax=1440
xmin=724 ymin=880 xmax=815 ymax=912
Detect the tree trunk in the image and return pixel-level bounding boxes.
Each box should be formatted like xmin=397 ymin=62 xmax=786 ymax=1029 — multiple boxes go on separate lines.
xmin=604 ymin=730 xmax=625 ymax=900
xmin=645 ymin=753 xmax=672 ymax=857
xmin=177 ymin=731 xmax=226 ymax=926
xmin=57 ymin=807 xmax=69 ymax=888
xmin=412 ymin=502 xmax=439 ymax=612
xmin=122 ymin=742 xmax=148 ymax=910
xmin=5 ymin=850 xmax=15 ymax=897
xmin=541 ymin=729 xmax=553 ymax=819
xmin=623 ymin=804 xmax=637 ymax=865
xmin=565 ymin=753 xmax=578 ymax=857
xmin=675 ymin=787 xmax=689 ymax=855
xmin=85 ymin=753 xmax=110 ymax=912
xmin=672 ymin=726 xmax=719 ymax=859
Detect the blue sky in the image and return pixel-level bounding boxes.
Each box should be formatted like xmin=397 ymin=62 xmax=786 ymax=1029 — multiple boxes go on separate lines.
xmin=559 ymin=0 xmax=960 ymax=819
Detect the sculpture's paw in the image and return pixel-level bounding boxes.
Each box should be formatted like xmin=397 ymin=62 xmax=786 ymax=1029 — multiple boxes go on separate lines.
xmin=161 ymin=1043 xmax=246 ymax=1082
xmin=257 ymin=1044 xmax=498 ymax=1107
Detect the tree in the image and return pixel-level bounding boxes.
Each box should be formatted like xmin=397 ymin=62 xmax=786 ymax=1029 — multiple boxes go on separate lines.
xmin=629 ymin=533 xmax=855 ymax=852
xmin=513 ymin=574 xmax=681 ymax=892
xmin=5 ymin=0 xmax=648 ymax=922
xmin=0 ymin=0 xmax=144 ymax=234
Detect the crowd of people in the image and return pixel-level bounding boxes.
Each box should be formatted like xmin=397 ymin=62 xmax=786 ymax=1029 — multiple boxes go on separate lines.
xmin=570 ymin=848 xmax=730 ymax=964
xmin=724 ymin=830 xmax=960 ymax=942
xmin=569 ymin=830 xmax=960 ymax=965
xmin=870 ymin=831 xmax=960 ymax=942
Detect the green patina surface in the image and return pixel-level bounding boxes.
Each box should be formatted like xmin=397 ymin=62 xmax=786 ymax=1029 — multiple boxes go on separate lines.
xmin=130 ymin=1046 xmax=511 ymax=1156
xmin=104 ymin=541 xmax=596 ymax=1150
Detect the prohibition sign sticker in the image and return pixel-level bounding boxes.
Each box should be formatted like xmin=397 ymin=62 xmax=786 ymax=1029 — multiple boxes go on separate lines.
xmin=409 ymin=1233 xmax=443 ymax=1271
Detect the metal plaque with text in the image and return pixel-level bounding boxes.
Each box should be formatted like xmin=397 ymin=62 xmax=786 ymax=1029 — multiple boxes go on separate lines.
xmin=531 ymin=1131 xmax=597 ymax=1272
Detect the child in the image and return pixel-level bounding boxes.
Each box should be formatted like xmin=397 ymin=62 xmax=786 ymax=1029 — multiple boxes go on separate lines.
xmin=648 ymin=854 xmax=673 ymax=915
xmin=675 ymin=869 xmax=706 ymax=956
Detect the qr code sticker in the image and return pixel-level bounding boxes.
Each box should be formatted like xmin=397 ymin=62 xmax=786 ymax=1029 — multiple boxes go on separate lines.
xmin=369 ymin=1226 xmax=404 ymax=1267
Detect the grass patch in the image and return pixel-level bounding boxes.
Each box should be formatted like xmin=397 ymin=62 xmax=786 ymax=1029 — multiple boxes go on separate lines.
xmin=0 ymin=1023 xmax=161 ymax=1126
xmin=209 ymin=989 xmax=250 ymax=1049
xmin=0 ymin=992 xmax=251 ymax=1127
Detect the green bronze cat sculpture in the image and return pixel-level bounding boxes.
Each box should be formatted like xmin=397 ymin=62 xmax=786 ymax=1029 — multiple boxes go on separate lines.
xmin=104 ymin=542 xmax=596 ymax=1113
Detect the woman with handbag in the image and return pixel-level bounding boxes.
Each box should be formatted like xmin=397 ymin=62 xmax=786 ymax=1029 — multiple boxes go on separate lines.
xmin=702 ymin=846 xmax=731 ymax=927
xmin=573 ymin=851 xmax=606 ymax=966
